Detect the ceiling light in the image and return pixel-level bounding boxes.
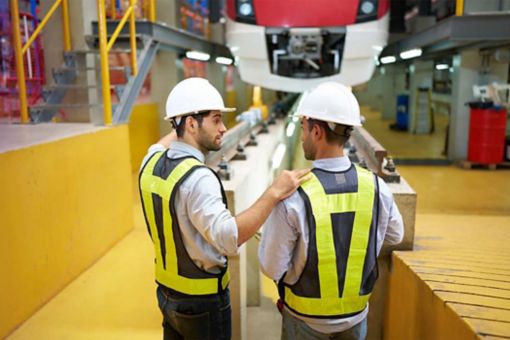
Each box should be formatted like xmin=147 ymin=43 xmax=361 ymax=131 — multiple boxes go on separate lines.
xmin=435 ymin=63 xmax=449 ymax=70
xmin=215 ymin=56 xmax=233 ymax=65
xmin=380 ymin=56 xmax=396 ymax=64
xmin=186 ymin=51 xmax=210 ymax=61
xmin=400 ymin=48 xmax=422 ymax=60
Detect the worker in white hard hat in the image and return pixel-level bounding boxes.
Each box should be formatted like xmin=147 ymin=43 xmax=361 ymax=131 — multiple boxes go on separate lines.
xmin=139 ymin=77 xmax=310 ymax=340
xmin=258 ymin=81 xmax=404 ymax=340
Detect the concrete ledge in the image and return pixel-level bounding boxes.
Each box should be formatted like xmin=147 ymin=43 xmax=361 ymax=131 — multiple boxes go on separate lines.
xmin=222 ymin=121 xmax=285 ymax=340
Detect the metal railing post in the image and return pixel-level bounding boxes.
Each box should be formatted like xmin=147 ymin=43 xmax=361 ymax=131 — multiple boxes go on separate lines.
xmin=456 ymin=0 xmax=464 ymax=16
xmin=111 ymin=0 xmax=116 ymax=19
xmin=61 ymin=0 xmax=71 ymax=51
xmin=97 ymin=0 xmax=113 ymax=125
xmin=149 ymin=0 xmax=156 ymax=22
xmin=10 ymin=0 xmax=30 ymax=123
xmin=129 ymin=0 xmax=138 ymax=76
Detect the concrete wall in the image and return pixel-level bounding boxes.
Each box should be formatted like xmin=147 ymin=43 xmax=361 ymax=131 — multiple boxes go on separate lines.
xmin=223 ymin=121 xmax=285 ymax=340
xmin=0 ymin=126 xmax=134 ymax=338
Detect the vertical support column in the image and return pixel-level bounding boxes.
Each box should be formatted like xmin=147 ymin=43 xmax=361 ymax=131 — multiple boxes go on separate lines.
xmin=10 ymin=0 xmax=29 ymax=123
xmin=449 ymin=51 xmax=479 ymax=160
xmin=129 ymin=0 xmax=138 ymax=76
xmin=408 ymin=60 xmax=433 ymax=134
xmin=448 ymin=50 xmax=509 ymax=161
xmin=151 ymin=0 xmax=176 ymax=136
xmin=61 ymin=0 xmax=71 ymax=51
xmin=97 ymin=0 xmax=113 ymax=125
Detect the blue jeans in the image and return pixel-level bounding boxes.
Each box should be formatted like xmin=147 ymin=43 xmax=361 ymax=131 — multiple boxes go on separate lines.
xmin=281 ymin=309 xmax=367 ymax=340
xmin=156 ymin=286 xmax=231 ymax=340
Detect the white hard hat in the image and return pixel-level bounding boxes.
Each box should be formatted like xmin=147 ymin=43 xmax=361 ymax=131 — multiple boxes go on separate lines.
xmin=296 ymin=81 xmax=361 ymax=127
xmin=165 ymin=77 xmax=235 ymax=120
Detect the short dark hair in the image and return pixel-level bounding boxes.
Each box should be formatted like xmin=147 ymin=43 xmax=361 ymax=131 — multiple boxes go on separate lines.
xmin=307 ymin=118 xmax=352 ymax=145
xmin=172 ymin=110 xmax=211 ymax=137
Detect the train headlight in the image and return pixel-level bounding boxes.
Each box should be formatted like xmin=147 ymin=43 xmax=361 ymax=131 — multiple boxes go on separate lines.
xmin=239 ymin=3 xmax=252 ymax=16
xmin=236 ymin=0 xmax=256 ymax=24
xmin=356 ymin=0 xmax=378 ymax=23
xmin=360 ymin=1 xmax=375 ymax=14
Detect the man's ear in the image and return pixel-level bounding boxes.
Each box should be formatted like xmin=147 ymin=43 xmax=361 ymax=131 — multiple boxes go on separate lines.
xmin=186 ymin=116 xmax=195 ymax=131
xmin=312 ymin=124 xmax=323 ymax=140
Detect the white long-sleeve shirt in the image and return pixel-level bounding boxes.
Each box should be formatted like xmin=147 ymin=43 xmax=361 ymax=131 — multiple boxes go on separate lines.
xmin=141 ymin=141 xmax=238 ymax=273
xmin=258 ymin=156 xmax=404 ymax=334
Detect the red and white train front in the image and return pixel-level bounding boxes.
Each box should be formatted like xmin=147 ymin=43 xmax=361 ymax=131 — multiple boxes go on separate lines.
xmin=225 ymin=0 xmax=390 ymax=92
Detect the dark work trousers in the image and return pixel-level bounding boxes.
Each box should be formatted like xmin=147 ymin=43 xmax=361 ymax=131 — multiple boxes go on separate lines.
xmin=156 ymin=285 xmax=231 ymax=340
xmin=281 ymin=308 xmax=367 ymax=340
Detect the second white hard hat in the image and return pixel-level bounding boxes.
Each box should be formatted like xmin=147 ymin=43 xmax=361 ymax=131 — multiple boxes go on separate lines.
xmin=165 ymin=77 xmax=235 ymax=120
xmin=296 ymin=81 xmax=362 ymax=127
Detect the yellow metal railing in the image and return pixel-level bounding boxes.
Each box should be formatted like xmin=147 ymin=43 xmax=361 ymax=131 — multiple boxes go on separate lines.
xmin=11 ymin=0 xmax=71 ymax=123
xmin=97 ymin=0 xmax=139 ymax=125
xmin=12 ymin=0 xmax=155 ymax=125
xmin=456 ymin=0 xmax=464 ymax=16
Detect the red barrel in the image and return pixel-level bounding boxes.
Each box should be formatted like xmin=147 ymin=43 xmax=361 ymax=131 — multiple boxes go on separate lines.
xmin=467 ymin=102 xmax=507 ymax=164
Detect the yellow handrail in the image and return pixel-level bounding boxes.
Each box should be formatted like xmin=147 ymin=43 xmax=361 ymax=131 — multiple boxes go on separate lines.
xmin=111 ymin=0 xmax=116 ymax=19
xmin=98 ymin=0 xmax=138 ymax=124
xmin=13 ymin=0 xmax=72 ymax=123
xmin=129 ymin=0 xmax=138 ymax=76
xmin=149 ymin=0 xmax=156 ymax=22
xmin=97 ymin=0 xmax=113 ymax=125
xmin=61 ymin=0 xmax=71 ymax=51
xmin=10 ymin=0 xmax=29 ymax=123
xmin=106 ymin=6 xmax=134 ymax=51
xmin=456 ymin=0 xmax=464 ymax=16
xmin=21 ymin=0 xmax=71 ymax=55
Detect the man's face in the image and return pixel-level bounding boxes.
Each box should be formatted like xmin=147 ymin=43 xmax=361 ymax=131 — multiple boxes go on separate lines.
xmin=196 ymin=110 xmax=227 ymax=152
xmin=301 ymin=117 xmax=316 ymax=160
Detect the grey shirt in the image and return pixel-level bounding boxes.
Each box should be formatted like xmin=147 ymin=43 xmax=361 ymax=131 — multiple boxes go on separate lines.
xmin=258 ymin=156 xmax=404 ymax=334
xmin=141 ymin=141 xmax=238 ymax=273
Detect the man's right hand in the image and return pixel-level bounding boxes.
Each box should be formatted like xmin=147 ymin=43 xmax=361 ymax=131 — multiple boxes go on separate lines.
xmin=269 ymin=168 xmax=311 ymax=200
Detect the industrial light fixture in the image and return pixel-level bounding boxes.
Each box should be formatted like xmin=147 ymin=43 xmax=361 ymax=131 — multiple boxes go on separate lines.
xmin=400 ymin=48 xmax=422 ymax=60
xmin=380 ymin=56 xmax=396 ymax=64
xmin=215 ymin=56 xmax=234 ymax=65
xmin=186 ymin=50 xmax=210 ymax=61
xmin=435 ymin=63 xmax=449 ymax=70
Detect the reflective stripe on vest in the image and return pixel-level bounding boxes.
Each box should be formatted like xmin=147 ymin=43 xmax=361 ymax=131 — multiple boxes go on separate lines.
xmin=283 ymin=165 xmax=377 ymax=317
xmin=139 ymin=151 xmax=230 ymax=295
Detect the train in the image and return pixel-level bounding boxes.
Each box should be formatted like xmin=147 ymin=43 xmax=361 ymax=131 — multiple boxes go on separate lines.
xmin=225 ymin=0 xmax=390 ymax=92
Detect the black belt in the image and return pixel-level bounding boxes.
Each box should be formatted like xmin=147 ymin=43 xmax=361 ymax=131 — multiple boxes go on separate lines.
xmin=157 ymin=283 xmax=229 ymax=299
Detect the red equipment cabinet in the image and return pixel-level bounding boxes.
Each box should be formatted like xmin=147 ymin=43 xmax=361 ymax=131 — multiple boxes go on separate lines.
xmin=467 ymin=102 xmax=507 ymax=164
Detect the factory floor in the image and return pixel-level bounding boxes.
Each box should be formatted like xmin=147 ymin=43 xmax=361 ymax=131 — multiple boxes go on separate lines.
xmin=7 ymin=110 xmax=510 ymax=339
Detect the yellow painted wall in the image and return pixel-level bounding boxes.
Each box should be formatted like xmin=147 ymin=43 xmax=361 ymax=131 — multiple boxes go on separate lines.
xmin=128 ymin=103 xmax=161 ymax=173
xmin=0 ymin=126 xmax=133 ymax=338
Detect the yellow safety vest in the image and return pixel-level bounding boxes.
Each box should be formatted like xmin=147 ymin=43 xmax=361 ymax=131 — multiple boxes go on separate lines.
xmin=281 ymin=164 xmax=379 ymax=318
xmin=139 ymin=151 xmax=230 ymax=295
